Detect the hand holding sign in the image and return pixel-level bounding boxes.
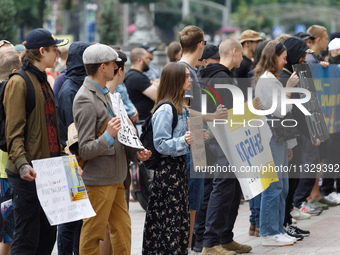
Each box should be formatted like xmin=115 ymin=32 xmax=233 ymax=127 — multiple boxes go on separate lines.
xmin=106 ymin=117 xmax=121 ymax=138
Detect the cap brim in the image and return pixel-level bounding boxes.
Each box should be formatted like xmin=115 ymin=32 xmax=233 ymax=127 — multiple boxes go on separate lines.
xmin=55 ymin=39 xmax=69 ymax=47
xmin=305 ymin=49 xmax=314 ymax=54
xmin=240 ymin=37 xmax=263 ymax=44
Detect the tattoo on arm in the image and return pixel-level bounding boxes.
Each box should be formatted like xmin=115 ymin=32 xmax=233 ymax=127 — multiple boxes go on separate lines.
xmin=19 ymin=165 xmax=30 ymax=178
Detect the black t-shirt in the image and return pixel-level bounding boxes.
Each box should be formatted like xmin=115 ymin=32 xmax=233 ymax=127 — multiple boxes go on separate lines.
xmin=124 ymin=69 xmax=154 ymax=120
xmin=235 ymin=55 xmax=253 ymax=101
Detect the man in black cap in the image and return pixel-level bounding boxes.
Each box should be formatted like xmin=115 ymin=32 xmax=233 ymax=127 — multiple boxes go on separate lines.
xmin=139 ymin=42 xmax=161 ymax=85
xmin=196 ymin=44 xmax=220 ymax=78
xmin=3 ymin=28 xmax=68 ymax=254
xmin=294 ymin=32 xmax=315 ymax=49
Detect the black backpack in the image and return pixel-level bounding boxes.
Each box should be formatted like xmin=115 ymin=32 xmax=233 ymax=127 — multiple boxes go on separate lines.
xmin=0 ymin=70 xmax=35 ymax=152
xmin=139 ymin=101 xmax=178 ymax=170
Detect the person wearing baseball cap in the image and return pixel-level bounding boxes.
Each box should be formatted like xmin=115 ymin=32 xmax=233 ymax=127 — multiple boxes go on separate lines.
xmin=198 ymin=44 xmax=220 ymax=67
xmin=294 ymin=32 xmax=315 ymax=49
xmin=3 ymin=28 xmax=69 ymax=254
xmin=236 ymin=29 xmax=263 ymax=99
xmin=139 ymin=42 xmax=161 ymax=83
xmin=73 ymin=43 xmax=151 ymax=254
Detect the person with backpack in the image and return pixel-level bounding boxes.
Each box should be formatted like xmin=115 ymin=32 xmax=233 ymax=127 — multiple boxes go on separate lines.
xmin=142 ymin=63 xmax=194 ymax=254
xmin=3 ymin=28 xmax=68 ymax=254
xmin=0 ymin=50 xmax=21 ymax=255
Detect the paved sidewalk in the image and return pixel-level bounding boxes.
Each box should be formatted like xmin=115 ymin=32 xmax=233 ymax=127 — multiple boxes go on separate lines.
xmin=52 ymin=200 xmax=340 ymax=254
xmin=130 ymin=200 xmax=340 ymax=255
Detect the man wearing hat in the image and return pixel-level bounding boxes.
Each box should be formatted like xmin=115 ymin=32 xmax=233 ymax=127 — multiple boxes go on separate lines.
xmin=3 ymin=28 xmax=68 ymax=254
xmin=236 ymin=29 xmax=263 ymax=100
xmin=139 ymin=42 xmax=161 ymax=84
xmin=73 ymin=44 xmax=151 ymax=254
xmin=294 ymin=32 xmax=315 ymax=49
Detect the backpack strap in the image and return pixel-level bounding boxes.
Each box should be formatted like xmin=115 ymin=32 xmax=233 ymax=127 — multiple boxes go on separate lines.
xmin=154 ymin=101 xmax=178 ymax=134
xmin=9 ymin=70 xmax=36 ymax=117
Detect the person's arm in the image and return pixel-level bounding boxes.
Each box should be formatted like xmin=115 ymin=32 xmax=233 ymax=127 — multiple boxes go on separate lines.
xmin=152 ymin=105 xmax=190 ymax=156
xmin=142 ymin=85 xmax=158 ymax=102
xmin=189 ymin=104 xmax=228 ymax=122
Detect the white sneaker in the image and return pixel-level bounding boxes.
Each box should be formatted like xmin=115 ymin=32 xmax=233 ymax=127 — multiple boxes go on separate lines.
xmin=262 ymin=234 xmax=295 ymax=246
xmin=290 ymin=207 xmax=312 ymax=220
xmin=325 ymin=192 xmax=340 ymax=204
xmin=281 ymin=233 xmax=297 ymax=243
xmin=299 ymin=201 xmax=323 ymax=216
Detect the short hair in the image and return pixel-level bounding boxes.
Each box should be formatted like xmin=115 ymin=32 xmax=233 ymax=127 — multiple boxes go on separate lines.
xmin=0 ymin=41 xmax=15 ymax=57
xmin=114 ymin=51 xmax=127 ymax=75
xmin=307 ymin=25 xmax=327 ymax=39
xmin=179 ymin=25 xmax=204 ymax=54
xmin=0 ymin=51 xmax=21 ymax=81
xmin=275 ymin=33 xmax=291 ymax=43
xmin=84 ymin=63 xmax=102 ymax=77
xmin=130 ymin=48 xmax=146 ymax=65
xmin=219 ymin=38 xmax=242 ymax=58
xmin=21 ymin=41 xmax=50 ymax=63
xmin=167 ymin=41 xmax=181 ymax=62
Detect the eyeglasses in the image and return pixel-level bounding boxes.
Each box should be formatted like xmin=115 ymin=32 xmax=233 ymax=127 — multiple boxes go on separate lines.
xmin=197 ymin=40 xmax=207 ymax=45
xmin=0 ymin=40 xmax=11 ymax=48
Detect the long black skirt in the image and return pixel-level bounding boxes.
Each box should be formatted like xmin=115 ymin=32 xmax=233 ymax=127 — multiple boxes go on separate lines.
xmin=142 ymin=155 xmax=189 ymax=255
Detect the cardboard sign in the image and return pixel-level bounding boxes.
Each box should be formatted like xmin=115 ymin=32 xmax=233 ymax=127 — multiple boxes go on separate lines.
xmin=293 ymin=63 xmax=330 ymax=143
xmin=189 ymin=116 xmax=207 ymax=170
xmin=33 ymin=155 xmax=96 ymax=225
xmin=110 ymin=93 xmax=144 ymax=149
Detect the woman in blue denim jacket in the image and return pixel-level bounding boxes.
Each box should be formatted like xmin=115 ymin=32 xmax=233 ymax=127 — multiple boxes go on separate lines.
xmin=143 ymin=63 xmax=192 ymax=254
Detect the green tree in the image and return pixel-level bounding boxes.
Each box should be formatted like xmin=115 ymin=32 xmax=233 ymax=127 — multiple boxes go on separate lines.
xmin=0 ymin=0 xmax=18 ymax=42
xmin=98 ymin=0 xmax=121 ymax=44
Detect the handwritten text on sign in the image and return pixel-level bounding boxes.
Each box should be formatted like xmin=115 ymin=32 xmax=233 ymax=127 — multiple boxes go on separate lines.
xmin=110 ymin=93 xmax=144 ymax=149
xmin=33 ymin=156 xmax=96 ymax=226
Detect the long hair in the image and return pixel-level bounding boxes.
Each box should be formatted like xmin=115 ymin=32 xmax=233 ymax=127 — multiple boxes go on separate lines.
xmin=253 ymin=40 xmax=286 ymax=88
xmin=152 ymin=63 xmax=188 ymax=114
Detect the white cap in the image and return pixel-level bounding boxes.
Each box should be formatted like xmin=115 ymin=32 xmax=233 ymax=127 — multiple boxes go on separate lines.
xmin=328 ymin=38 xmax=340 ymax=51
xmin=83 ymin=43 xmax=121 ymax=64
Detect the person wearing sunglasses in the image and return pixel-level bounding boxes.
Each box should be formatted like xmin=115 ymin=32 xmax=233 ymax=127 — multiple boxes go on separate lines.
xmin=0 ymin=40 xmax=15 ymax=56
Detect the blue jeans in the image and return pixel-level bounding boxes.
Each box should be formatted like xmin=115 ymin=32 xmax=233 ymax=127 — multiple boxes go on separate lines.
xmin=260 ymin=137 xmax=289 ymax=236
xmin=187 ymin=154 xmax=204 ymax=210
xmin=249 ymin=193 xmax=261 ymax=227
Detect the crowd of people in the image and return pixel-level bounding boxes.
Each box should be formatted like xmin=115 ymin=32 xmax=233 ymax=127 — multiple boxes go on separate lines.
xmin=0 ymin=23 xmax=340 ymax=255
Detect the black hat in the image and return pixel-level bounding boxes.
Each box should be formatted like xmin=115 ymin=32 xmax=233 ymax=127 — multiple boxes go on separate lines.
xmin=139 ymin=42 xmax=156 ymax=52
xmin=198 ymin=44 xmax=220 ymax=61
xmin=330 ymin=32 xmax=340 ymax=42
xmin=294 ymin=32 xmax=315 ymax=41
xmin=25 ymin=28 xmax=69 ymax=49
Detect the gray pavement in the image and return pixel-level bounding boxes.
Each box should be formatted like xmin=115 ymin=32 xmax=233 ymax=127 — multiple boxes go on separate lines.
xmin=53 ymin=199 xmax=340 ymax=255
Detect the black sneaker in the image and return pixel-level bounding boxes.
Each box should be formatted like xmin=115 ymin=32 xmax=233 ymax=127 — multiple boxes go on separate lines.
xmin=290 ymin=225 xmax=310 ymax=237
xmin=284 ymin=225 xmax=304 ymax=241
xmin=193 ymin=239 xmax=203 ymax=252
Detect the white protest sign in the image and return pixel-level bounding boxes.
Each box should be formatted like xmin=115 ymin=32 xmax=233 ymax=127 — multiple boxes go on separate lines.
xmin=33 ymin=155 xmax=96 ymax=225
xmin=189 ymin=116 xmax=207 ymax=169
xmin=110 ymin=93 xmax=144 ymax=149
xmin=207 ymin=100 xmax=278 ymax=200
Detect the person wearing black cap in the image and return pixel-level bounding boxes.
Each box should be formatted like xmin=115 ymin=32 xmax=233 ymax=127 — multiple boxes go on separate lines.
xmin=294 ymin=32 xmax=315 ymax=49
xmin=3 ymin=28 xmax=68 ymax=254
xmin=199 ymin=44 xmax=220 ymax=68
xmin=139 ymin=42 xmax=161 ymax=85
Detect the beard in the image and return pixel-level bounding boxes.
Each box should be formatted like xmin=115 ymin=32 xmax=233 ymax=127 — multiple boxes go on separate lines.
xmin=142 ymin=60 xmax=150 ymax=72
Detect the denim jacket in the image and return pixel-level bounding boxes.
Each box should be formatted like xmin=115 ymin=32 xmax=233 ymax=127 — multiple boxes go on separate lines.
xmin=152 ymin=104 xmax=190 ymax=157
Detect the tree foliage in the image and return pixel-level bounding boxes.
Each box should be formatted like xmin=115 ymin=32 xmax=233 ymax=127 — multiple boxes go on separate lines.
xmin=98 ymin=0 xmax=121 ymax=44
xmin=0 ymin=0 xmax=18 ymax=42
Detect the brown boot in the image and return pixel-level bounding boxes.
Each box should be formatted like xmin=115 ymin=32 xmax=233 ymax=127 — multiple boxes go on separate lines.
xmin=202 ymin=245 xmax=237 ymax=255
xmin=249 ymin=224 xmax=255 ymax=236
xmin=255 ymin=226 xmax=260 ymax=237
xmin=221 ymin=241 xmax=252 ymax=253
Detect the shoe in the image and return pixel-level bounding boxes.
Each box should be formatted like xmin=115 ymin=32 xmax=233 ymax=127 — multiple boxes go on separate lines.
xmin=318 ymin=197 xmax=337 ymax=207
xmin=310 ymin=200 xmax=329 ymax=210
xmin=290 ymin=225 xmax=310 ymax=237
xmin=202 ymin=245 xmax=236 ymax=255
xmin=284 ymin=225 xmax=304 ymax=241
xmin=290 ymin=207 xmax=312 ymax=220
xmin=299 ymin=201 xmax=323 ymax=216
xmin=221 ymin=241 xmax=252 ymax=253
xmin=193 ymin=239 xmax=203 ymax=252
xmin=255 ymin=226 xmax=260 ymax=237
xmin=262 ymin=234 xmax=295 ymax=246
xmin=282 ymin=233 xmax=298 ymax=243
xmin=249 ymin=224 xmax=255 ymax=236
xmin=325 ymin=192 xmax=340 ymax=205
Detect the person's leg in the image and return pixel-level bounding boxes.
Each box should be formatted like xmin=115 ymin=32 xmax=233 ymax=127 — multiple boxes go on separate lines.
xmin=58 ymin=220 xmax=82 ymax=255
xmin=6 ymin=170 xmax=45 ymax=255
xmin=100 ymin=226 xmax=113 ymax=255
xmin=0 ymin=242 xmax=11 ymax=255
xmin=79 ymin=185 xmax=114 ymax=255
xmin=108 ymin=183 xmax=131 ymax=255
xmin=37 ymin=206 xmax=57 ymax=255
